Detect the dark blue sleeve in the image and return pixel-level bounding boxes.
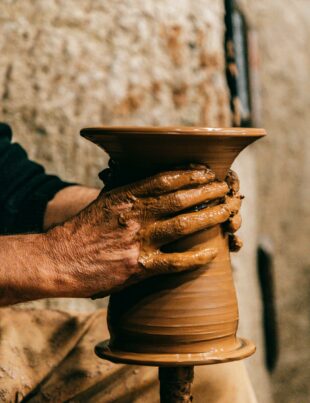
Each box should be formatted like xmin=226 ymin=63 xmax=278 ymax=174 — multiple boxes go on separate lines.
xmin=0 ymin=123 xmax=74 ymax=234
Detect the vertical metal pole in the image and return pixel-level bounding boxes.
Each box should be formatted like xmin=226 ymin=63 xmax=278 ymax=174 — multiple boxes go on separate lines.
xmin=158 ymin=366 xmax=194 ymax=403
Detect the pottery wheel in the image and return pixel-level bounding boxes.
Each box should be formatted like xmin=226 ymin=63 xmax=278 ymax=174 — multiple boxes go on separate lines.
xmin=95 ymin=337 xmax=255 ymax=367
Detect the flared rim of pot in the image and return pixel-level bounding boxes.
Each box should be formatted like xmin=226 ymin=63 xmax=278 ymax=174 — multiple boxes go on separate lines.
xmin=81 ymin=126 xmax=266 ymax=138
xmin=80 ymin=125 xmax=266 ymax=180
xmin=95 ymin=337 xmax=256 ymax=367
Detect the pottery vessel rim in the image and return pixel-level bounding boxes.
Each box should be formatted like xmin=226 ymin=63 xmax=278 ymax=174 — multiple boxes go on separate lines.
xmin=81 ymin=126 xmax=266 ymax=138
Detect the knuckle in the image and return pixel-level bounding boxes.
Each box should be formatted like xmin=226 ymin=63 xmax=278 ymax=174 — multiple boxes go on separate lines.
xmin=170 ymin=259 xmax=184 ymax=272
xmin=147 ymin=224 xmax=158 ymax=241
xmin=157 ymin=193 xmax=183 ymax=215
xmin=172 ymin=216 xmax=187 ymax=235
xmin=138 ymin=254 xmax=150 ymax=269
xmin=171 ymin=192 xmax=184 ymax=210
xmin=220 ymin=204 xmax=231 ymax=217
xmin=156 ymin=174 xmax=170 ymax=191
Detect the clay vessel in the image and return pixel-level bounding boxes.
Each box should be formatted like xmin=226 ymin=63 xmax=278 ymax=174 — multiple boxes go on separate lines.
xmin=81 ymin=126 xmax=266 ymax=367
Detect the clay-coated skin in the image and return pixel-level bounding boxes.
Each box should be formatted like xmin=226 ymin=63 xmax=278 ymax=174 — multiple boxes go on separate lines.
xmin=49 ymin=166 xmax=242 ymax=299
xmin=0 ymin=166 xmax=240 ymax=306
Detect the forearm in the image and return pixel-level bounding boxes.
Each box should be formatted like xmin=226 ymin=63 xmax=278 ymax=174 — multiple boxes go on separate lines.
xmin=0 ymin=186 xmax=100 ymax=306
xmin=43 ymin=185 xmax=100 ymax=230
xmin=0 ymin=233 xmax=62 ymax=306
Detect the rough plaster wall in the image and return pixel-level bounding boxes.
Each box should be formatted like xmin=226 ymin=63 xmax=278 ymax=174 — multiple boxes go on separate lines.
xmin=0 ymin=0 xmax=230 ymax=186
xmin=0 ymin=1 xmax=273 ymax=401
xmin=237 ymin=1 xmax=310 ymax=402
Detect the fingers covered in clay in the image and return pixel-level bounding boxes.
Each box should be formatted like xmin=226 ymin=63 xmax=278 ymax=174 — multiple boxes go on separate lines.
xmin=148 ymin=204 xmax=231 ymax=246
xmin=128 ymin=167 xmax=215 ymax=197
xmin=58 ymin=164 xmax=246 ymax=299
xmin=229 ymin=234 xmax=243 ymax=252
xmin=225 ymin=169 xmax=240 ymax=194
xmin=223 ymin=170 xmax=243 ymax=251
xmin=140 ymin=247 xmax=217 ymax=274
xmin=224 ymin=193 xmax=243 ymax=215
xmin=225 ymin=212 xmax=242 ymax=233
xmin=224 ymin=193 xmax=243 ymax=252
xmin=143 ymin=181 xmax=228 ymax=217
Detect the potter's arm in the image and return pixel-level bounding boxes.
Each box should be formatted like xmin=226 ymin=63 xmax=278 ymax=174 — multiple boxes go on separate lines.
xmin=0 ymin=166 xmax=240 ymax=306
xmin=0 ymin=122 xmax=242 ymax=306
xmin=0 ymin=186 xmax=99 ymax=306
xmin=0 ymin=124 xmax=243 ymax=307
xmin=43 ymin=185 xmax=99 ymax=229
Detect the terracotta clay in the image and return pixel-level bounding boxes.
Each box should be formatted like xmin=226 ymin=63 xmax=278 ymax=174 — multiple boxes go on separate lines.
xmin=81 ymin=126 xmax=266 ymax=400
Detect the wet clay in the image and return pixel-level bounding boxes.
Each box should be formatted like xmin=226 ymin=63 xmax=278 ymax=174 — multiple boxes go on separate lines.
xmin=81 ymin=126 xmax=265 ymax=366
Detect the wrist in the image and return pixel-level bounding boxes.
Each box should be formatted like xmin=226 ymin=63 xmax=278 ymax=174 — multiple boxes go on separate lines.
xmin=43 ymin=223 xmax=79 ymax=298
xmin=44 ymin=186 xmax=100 ymax=230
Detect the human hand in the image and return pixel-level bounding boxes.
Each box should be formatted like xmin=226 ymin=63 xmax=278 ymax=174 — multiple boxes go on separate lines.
xmin=47 ymin=166 xmax=240 ymax=298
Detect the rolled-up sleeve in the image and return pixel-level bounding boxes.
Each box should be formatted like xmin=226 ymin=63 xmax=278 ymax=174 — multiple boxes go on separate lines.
xmin=0 ymin=123 xmax=74 ymax=234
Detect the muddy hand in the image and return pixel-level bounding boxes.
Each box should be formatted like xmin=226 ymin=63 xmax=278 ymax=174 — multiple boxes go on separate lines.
xmin=100 ymin=167 xmax=229 ymax=277
xmin=104 ymin=168 xmax=236 ymax=277
xmin=50 ymin=166 xmax=238 ymax=299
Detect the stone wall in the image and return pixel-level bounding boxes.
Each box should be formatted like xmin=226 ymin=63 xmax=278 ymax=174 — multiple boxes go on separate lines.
xmin=0 ymin=0 xmax=230 ymax=186
xmin=238 ymin=1 xmax=310 ymax=402
xmin=0 ymin=1 xmax=273 ymax=402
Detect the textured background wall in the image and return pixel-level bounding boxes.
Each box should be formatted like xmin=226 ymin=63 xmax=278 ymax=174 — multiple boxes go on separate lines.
xmin=0 ymin=1 xmax=274 ymax=402
xmin=0 ymin=0 xmax=230 ymax=186
xmin=238 ymin=1 xmax=310 ymax=402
